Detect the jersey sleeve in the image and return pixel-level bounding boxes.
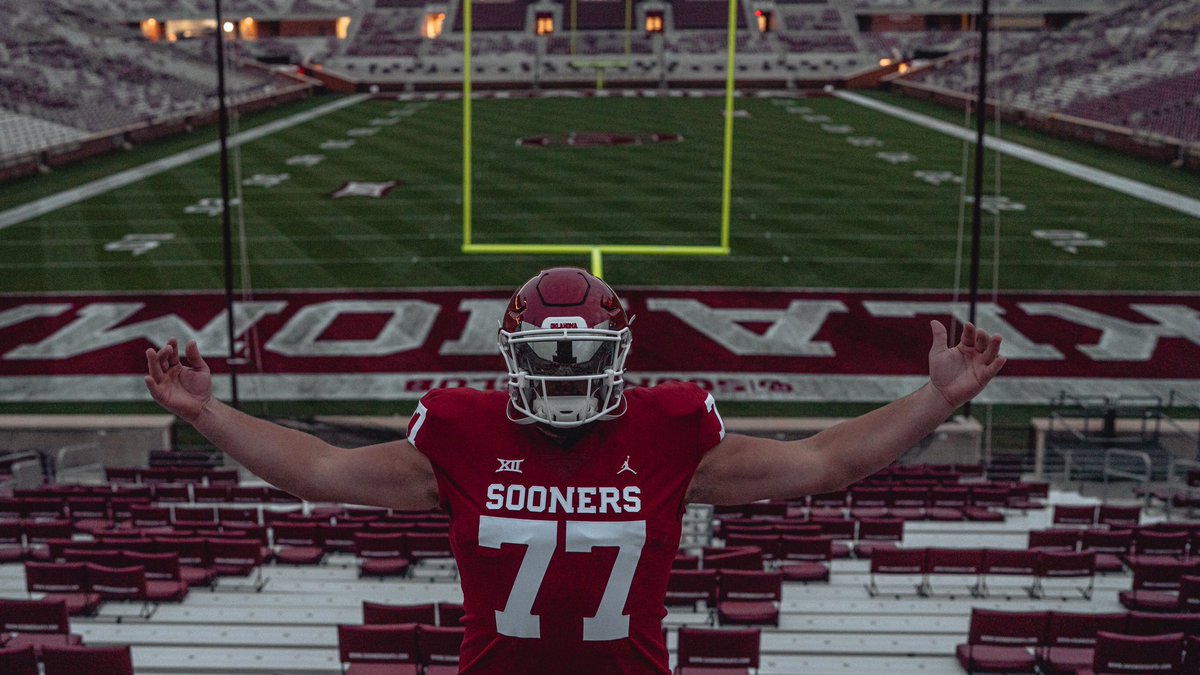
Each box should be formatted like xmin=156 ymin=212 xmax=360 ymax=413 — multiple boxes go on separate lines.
xmin=405 ymin=390 xmax=441 ymax=456
xmin=645 ymin=381 xmax=726 ymax=459
xmin=405 ymin=390 xmax=458 ymax=510
xmin=695 ymin=389 xmax=726 ymax=456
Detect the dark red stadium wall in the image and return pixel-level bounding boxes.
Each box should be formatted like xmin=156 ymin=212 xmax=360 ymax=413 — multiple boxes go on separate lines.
xmin=3 ymin=289 xmax=1198 ymax=393
xmin=305 ymin=67 xmax=358 ymax=93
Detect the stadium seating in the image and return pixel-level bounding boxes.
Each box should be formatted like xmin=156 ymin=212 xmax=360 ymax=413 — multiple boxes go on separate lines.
xmin=336 ymin=623 xmax=422 ymax=674
xmin=853 ymin=517 xmax=903 ymax=558
xmin=0 ymin=598 xmax=82 ymax=655
xmin=777 ymin=535 xmax=832 ymax=582
xmin=667 ymin=569 xmax=720 ymax=610
xmin=1029 ymin=550 xmax=1096 ymax=600
xmin=675 ymin=626 xmax=760 ymax=674
xmin=1119 ymin=558 xmax=1200 ymax=612
xmin=41 ymin=644 xmax=134 ymax=675
xmin=0 ymin=645 xmax=38 ymax=675
xmin=354 ymin=531 xmax=411 ymax=578
xmin=271 ymin=522 xmax=326 ymax=565
xmin=363 ymin=600 xmax=436 ymax=625
xmin=23 ymin=562 xmax=102 ymax=616
xmin=1081 ymin=528 xmax=1133 ymax=573
xmin=901 ymin=0 xmax=1200 ymax=143
xmin=1037 ymin=611 xmax=1129 ymax=674
xmin=925 ymin=548 xmax=983 ymax=596
xmin=955 ymin=607 xmax=1047 ymax=673
xmin=1081 ymin=631 xmax=1185 ymax=675
xmin=866 ymin=547 xmax=930 ymax=597
xmin=418 ymin=625 xmax=466 ymax=674
xmin=438 ymin=602 xmax=465 ymax=627
xmin=715 ymin=570 xmax=782 ymax=626
xmin=85 ymin=562 xmax=188 ymax=608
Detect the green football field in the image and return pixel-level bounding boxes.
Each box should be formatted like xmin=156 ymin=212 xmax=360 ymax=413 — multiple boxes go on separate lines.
xmin=2 ymin=91 xmax=1198 ymax=296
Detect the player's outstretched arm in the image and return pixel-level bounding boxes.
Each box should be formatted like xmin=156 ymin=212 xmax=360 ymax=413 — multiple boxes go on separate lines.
xmin=144 ymin=339 xmax=438 ymax=510
xmin=686 ymin=321 xmax=1006 ymax=505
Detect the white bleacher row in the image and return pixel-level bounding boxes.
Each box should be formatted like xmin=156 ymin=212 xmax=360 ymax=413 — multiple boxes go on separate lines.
xmin=849 ymin=0 xmax=1126 ymax=11
xmin=0 ymin=0 xmax=285 ymax=158
xmin=903 ymin=0 xmax=1200 ymax=143
xmin=322 ymin=0 xmax=873 ymax=85
xmin=81 ymin=0 xmax=360 ymax=20
xmin=0 ymin=485 xmax=1155 ymax=675
xmin=0 ymin=110 xmax=88 ymax=158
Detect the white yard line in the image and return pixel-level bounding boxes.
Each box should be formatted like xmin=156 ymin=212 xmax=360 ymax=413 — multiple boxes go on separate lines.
xmin=834 ymin=91 xmax=1200 ymax=220
xmin=0 ymin=95 xmax=370 ymax=231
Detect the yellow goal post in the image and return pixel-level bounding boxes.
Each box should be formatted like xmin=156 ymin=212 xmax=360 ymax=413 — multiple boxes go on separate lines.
xmin=460 ymin=0 xmax=739 ymax=277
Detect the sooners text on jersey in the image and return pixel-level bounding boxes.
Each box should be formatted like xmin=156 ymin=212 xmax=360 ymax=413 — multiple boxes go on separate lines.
xmin=407 ymin=382 xmax=726 ymax=674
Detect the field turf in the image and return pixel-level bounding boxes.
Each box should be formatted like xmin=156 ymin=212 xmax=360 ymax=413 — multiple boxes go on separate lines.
xmin=2 ymin=91 xmax=1197 ymax=296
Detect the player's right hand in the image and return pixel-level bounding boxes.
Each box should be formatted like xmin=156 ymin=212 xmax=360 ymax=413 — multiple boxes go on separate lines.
xmin=144 ymin=339 xmax=213 ymax=424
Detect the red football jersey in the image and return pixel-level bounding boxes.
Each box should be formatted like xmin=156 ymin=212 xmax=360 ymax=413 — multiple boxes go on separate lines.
xmin=406 ymin=382 xmax=726 ymax=674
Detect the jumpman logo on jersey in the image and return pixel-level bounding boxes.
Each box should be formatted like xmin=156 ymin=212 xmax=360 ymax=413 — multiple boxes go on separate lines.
xmin=496 ymin=458 xmax=524 ymax=474
xmin=617 ymin=456 xmax=637 ymax=475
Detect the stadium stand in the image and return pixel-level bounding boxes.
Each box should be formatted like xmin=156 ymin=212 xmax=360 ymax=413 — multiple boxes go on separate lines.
xmin=0 ymin=449 xmax=1196 ymax=673
xmin=41 ymin=644 xmax=135 ymax=675
xmin=898 ymin=0 xmax=1200 ymax=144
xmin=6 ymin=0 xmax=1193 ymax=169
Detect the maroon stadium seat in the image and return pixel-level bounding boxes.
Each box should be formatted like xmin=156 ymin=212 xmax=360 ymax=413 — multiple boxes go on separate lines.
xmin=1118 ymin=557 xmax=1199 ymax=612
xmin=777 ymin=535 xmax=832 ymax=583
xmin=354 ymin=531 xmax=410 ymax=578
xmin=86 ymin=562 xmax=187 ymax=606
xmin=703 ymin=547 xmax=764 ymax=572
xmin=854 ymin=517 xmax=903 ymax=559
xmin=1036 ymin=610 xmax=1128 ymax=675
xmin=925 ymin=547 xmax=983 ymax=596
xmin=437 ymin=602 xmax=465 ymax=627
xmin=1081 ymin=528 xmax=1132 ymax=573
xmin=418 ymin=625 xmax=465 ymax=675
xmin=0 ymin=598 xmax=83 ymax=655
xmin=0 ymin=645 xmax=38 ymax=675
xmin=271 ymin=522 xmax=325 ymax=565
xmin=1028 ymin=528 xmax=1081 ymax=552
xmin=666 ymin=569 xmax=719 ymax=609
xmin=954 ymin=607 xmax=1048 ymax=673
xmin=23 ymin=562 xmax=102 ymax=616
xmin=675 ymin=626 xmax=760 ymax=675
xmin=1096 ymin=505 xmax=1140 ymax=529
xmin=1030 ymin=550 xmax=1095 ymax=600
xmin=1077 ymin=631 xmax=1184 ymax=675
xmin=363 ymin=601 xmax=436 ymax=625
xmin=1052 ymin=504 xmax=1096 ymax=527
xmin=716 ymin=570 xmax=781 ymax=626
xmin=42 ymin=644 xmax=134 ymax=675
xmin=337 ymin=623 xmax=421 ymax=675
xmin=866 ymin=547 xmax=928 ymax=597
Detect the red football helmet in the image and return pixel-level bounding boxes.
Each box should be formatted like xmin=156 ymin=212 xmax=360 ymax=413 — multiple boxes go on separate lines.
xmin=498 ymin=267 xmax=632 ymax=427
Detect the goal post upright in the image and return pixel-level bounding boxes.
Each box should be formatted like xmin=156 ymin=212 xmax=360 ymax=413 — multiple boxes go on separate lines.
xmin=461 ymin=0 xmax=738 ymax=276
xmin=462 ymin=0 xmax=473 ymax=248
xmin=720 ymin=0 xmax=737 ymax=251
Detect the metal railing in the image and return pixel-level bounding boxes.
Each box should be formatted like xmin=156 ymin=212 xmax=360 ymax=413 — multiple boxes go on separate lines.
xmin=53 ymin=442 xmax=103 ymax=484
xmin=1102 ymin=448 xmax=1152 ymax=501
xmin=1167 ymin=390 xmax=1200 ymax=459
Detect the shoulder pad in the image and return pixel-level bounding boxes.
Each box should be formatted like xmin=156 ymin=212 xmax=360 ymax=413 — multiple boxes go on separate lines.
xmin=636 ymin=381 xmax=711 ymax=418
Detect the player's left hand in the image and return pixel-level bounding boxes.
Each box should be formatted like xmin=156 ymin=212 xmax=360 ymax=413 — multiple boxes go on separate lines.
xmin=928 ymin=320 xmax=1006 ymax=408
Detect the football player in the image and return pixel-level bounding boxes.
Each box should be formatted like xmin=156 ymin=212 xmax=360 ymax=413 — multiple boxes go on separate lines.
xmin=144 ymin=266 xmax=1006 ymax=674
